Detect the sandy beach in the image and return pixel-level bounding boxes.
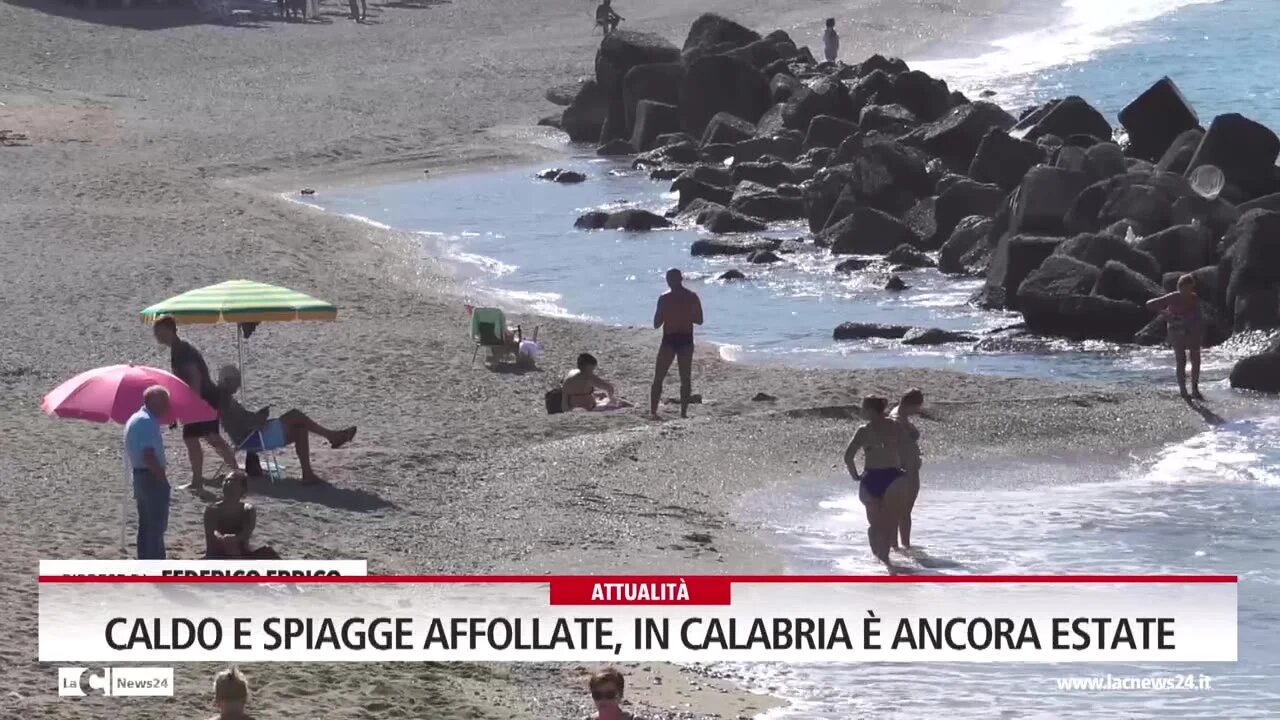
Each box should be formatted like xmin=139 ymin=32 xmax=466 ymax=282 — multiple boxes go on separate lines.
xmin=1 ymin=0 xmax=1273 ymax=716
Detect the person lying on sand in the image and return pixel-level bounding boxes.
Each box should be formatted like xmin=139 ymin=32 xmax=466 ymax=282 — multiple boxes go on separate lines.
xmin=215 ymin=365 xmax=357 ymax=485
xmin=209 ymin=666 xmax=254 ymax=720
xmin=562 ymin=353 xmax=630 ymax=411
xmin=844 ymin=396 xmax=912 ymax=565
xmin=587 ymin=667 xmax=634 ymax=720
xmin=204 ymin=473 xmax=280 ymax=560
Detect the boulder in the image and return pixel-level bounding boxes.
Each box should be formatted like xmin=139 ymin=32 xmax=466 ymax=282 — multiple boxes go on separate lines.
xmin=834 ymin=257 xmax=871 ymax=273
xmin=1187 ymin=113 xmax=1280 ymax=199
xmin=633 ymin=140 xmax=699 ymax=166
xmin=1232 ymin=287 xmax=1280 ymax=331
xmin=1084 ymin=142 xmax=1128 ymax=181
xmin=1238 ymin=192 xmax=1280 ymax=215
xmin=820 ymin=207 xmax=921 ymax=254
xmin=858 ymin=104 xmax=917 ymax=134
xmin=1096 ymin=182 xmax=1174 ymax=236
xmin=576 ymin=208 xmax=671 ymax=231
xmin=771 ymin=73 xmax=802 ymax=104
xmin=677 ymin=164 xmax=734 ymax=188
xmin=783 ymin=77 xmax=855 ymax=133
xmin=682 ymin=13 xmax=761 ymax=61
xmin=885 ymin=275 xmax=909 ymax=291
xmin=679 ymin=55 xmax=771 ymax=137
xmin=718 ymin=269 xmax=747 ymax=281
xmin=903 ymin=198 xmax=938 ymax=248
xmin=701 ymin=143 xmax=734 ymax=162
xmin=1017 ymin=255 xmax=1101 ymax=302
xmin=1054 ymin=144 xmax=1089 ymax=173
xmin=748 ymin=248 xmax=783 ymax=264
xmin=884 ymin=70 xmax=951 ymax=122
xmin=1134 ymin=302 xmax=1229 ymax=348
xmin=886 ymin=244 xmax=935 ymax=268
xmin=729 ymin=181 xmax=805 ymax=221
xmin=700 ymin=207 xmax=768 ymax=233
xmin=650 ymin=167 xmax=685 ymax=181
xmin=968 ymin=129 xmax=1045 ymax=191
xmin=1092 ymin=260 xmax=1164 ymax=305
xmin=1219 ymin=210 xmax=1280 ymax=330
xmin=734 ymin=136 xmax=802 ymax=163
xmin=804 ymin=114 xmax=860 ymax=150
xmin=1135 ymin=224 xmax=1213 ymax=275
xmin=1020 ymin=96 xmax=1112 ymax=143
xmin=674 ymin=198 xmax=725 ymax=221
xmin=1011 ymin=166 xmax=1090 ymax=236
xmin=724 ymin=37 xmax=789 ymax=70
xmin=630 ymin=101 xmax=682 ymax=152
xmin=1162 ymin=265 xmax=1221 ymax=303
xmin=976 ymin=234 xmax=1062 ymax=310
xmin=901 ymin=327 xmax=978 ymax=345
xmin=1156 ymin=128 xmax=1204 ymax=175
xmin=691 ymin=236 xmax=779 ymax=256
xmin=802 ymin=153 xmax=920 ymax=232
xmin=621 ymin=63 xmax=684 ymax=136
xmin=1020 ymin=294 xmax=1150 ymax=342
xmin=933 ymin=179 xmax=1005 ymax=246
xmin=1229 ymin=352 xmax=1280 ymax=393
xmin=1055 ymin=232 xmax=1161 ymax=281
xmin=833 ymin=322 xmax=911 ymax=340
xmin=939 ymin=215 xmax=993 ymax=275
xmin=596 ymin=139 xmax=636 ymax=156
xmin=574 ymin=211 xmax=609 ymax=229
xmin=536 ymin=168 xmax=587 ymax=184
xmin=545 ymin=80 xmax=586 ymax=106
xmin=560 ymin=78 xmax=609 ymax=142
xmin=1118 ymin=77 xmax=1199 ymax=161
xmin=672 ymin=176 xmax=733 ymax=210
xmin=701 ymin=112 xmax=757 ymax=146
xmin=907 ymin=101 xmax=1016 ymax=173
xmin=537 ymin=114 xmax=563 ymax=130
xmin=854 ymin=54 xmax=908 ymax=77
xmin=596 ymin=31 xmax=682 ymax=142
xmin=732 ymin=160 xmax=795 ymax=187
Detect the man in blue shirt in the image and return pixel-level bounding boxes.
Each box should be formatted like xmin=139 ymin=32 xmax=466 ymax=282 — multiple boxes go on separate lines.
xmin=124 ymin=386 xmax=172 ymax=560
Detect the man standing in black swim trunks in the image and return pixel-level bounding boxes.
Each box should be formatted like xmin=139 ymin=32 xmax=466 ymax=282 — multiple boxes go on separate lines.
xmin=650 ymin=268 xmax=703 ymax=419
xmin=153 ymin=316 xmax=238 ymax=494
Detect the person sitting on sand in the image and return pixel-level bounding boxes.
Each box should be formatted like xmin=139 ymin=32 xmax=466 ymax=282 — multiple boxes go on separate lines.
xmin=215 ymin=365 xmax=357 ymax=485
xmin=596 ymin=0 xmax=623 ymax=35
xmin=204 ymin=473 xmax=280 ymax=559
xmin=844 ymin=395 xmax=912 ymax=565
xmin=822 ymin=18 xmax=839 ymax=63
xmin=209 ymin=666 xmax=254 ymax=720
xmin=1146 ymin=274 xmax=1205 ymax=399
xmin=562 ymin=353 xmax=629 ymax=412
xmin=889 ymin=388 xmax=924 ymax=550
xmin=587 ymin=667 xmax=634 ymax=720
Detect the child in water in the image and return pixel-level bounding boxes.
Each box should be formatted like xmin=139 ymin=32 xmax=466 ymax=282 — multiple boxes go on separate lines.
xmin=822 ymin=18 xmax=839 ymax=63
xmin=1146 ymin=274 xmax=1205 ymax=399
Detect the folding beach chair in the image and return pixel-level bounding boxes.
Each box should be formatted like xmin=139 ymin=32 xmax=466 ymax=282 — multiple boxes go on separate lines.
xmin=212 ymin=425 xmax=285 ymax=484
xmin=470 ymin=306 xmax=515 ymax=365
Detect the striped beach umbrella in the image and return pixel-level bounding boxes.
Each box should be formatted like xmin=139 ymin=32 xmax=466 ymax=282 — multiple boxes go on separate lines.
xmin=139 ymin=280 xmax=337 ymax=325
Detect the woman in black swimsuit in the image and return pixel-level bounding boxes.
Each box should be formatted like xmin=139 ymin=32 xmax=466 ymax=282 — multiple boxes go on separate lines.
xmin=204 ymin=474 xmax=279 ymax=559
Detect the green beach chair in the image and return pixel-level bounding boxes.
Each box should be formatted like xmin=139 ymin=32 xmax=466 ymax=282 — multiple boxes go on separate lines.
xmin=470 ymin=307 xmax=512 ymax=365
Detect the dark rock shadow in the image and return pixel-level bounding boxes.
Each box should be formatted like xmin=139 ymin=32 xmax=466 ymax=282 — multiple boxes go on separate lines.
xmin=248 ymin=476 xmax=397 ymax=512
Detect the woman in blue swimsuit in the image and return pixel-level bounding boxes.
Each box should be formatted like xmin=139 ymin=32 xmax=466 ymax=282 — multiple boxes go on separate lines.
xmin=844 ymin=396 xmax=911 ymax=565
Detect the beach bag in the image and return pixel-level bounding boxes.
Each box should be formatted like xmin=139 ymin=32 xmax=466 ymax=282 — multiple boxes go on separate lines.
xmin=545 ymin=389 xmax=564 ymax=415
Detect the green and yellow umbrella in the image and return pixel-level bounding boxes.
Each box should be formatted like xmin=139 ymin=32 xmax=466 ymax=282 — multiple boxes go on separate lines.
xmin=139 ymin=280 xmax=337 ymax=325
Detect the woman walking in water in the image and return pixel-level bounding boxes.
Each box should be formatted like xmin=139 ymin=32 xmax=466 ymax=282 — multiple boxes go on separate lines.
xmin=1146 ymin=274 xmax=1204 ymax=399
xmin=890 ymin=388 xmax=924 ymax=550
xmin=844 ymin=396 xmax=911 ymax=565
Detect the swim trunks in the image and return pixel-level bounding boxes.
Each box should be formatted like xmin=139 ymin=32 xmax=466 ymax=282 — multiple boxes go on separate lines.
xmin=662 ymin=333 xmax=695 ymax=352
xmin=861 ymin=468 xmax=902 ymax=498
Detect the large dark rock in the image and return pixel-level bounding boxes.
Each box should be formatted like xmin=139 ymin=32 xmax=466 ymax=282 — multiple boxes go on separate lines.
xmin=702 ymin=112 xmax=757 ymax=146
xmin=968 ymin=129 xmax=1045 ymax=191
xmin=1232 ymin=288 xmax=1280 ymax=331
xmin=854 ymin=54 xmax=908 ymax=78
xmin=1186 ymin=113 xmax=1280 ymax=199
xmin=939 ymin=215 xmax=993 ymax=275
xmin=733 ymin=136 xmax=801 ymax=163
xmin=901 ymin=327 xmax=978 ymax=345
xmin=596 ymin=31 xmax=682 ymax=142
xmin=833 ymin=322 xmax=912 ymax=340
xmin=1064 ymin=172 xmax=1194 ymax=236
xmin=1017 ymin=255 xmax=1100 ymax=302
xmin=1093 ymin=260 xmax=1164 ymax=305
xmin=682 ymin=13 xmax=761 ymax=62
xmin=1084 ymin=142 xmax=1128 ymax=182
xmin=622 ymin=63 xmax=684 ymax=137
xmin=1020 ymin=294 xmax=1150 ymax=342
xmin=976 ymin=234 xmax=1061 ymax=310
xmin=677 ymin=164 xmax=733 ymax=188
xmin=596 ymin=139 xmax=635 ymax=156
xmin=834 ymin=257 xmax=871 ymax=273
xmin=933 ymin=179 xmax=1005 ymax=247
xmin=679 ymin=55 xmax=771 ymax=137
xmin=672 ymin=176 xmax=733 ymax=210
xmin=1135 ymin=224 xmax=1213 ymax=275
xmin=1162 ymin=265 xmax=1221 ymax=303
xmin=546 ymin=80 xmax=586 ymax=106
xmin=1011 ymin=166 xmax=1090 ymax=236
xmin=1156 ymin=129 xmax=1204 ymax=175
xmin=820 ymin=207 xmax=921 ymax=254
xmin=700 ymin=207 xmax=768 ymax=233
xmin=536 ymin=168 xmax=586 ymax=184
xmin=631 ymin=101 xmax=682 ymax=152
xmin=690 ymin=236 xmax=779 ymax=256
xmin=770 ymin=73 xmax=802 ymax=104
xmin=575 ymin=208 xmax=671 ymax=231
xmin=1097 ymin=182 xmax=1174 ymax=236
xmin=1020 ymin=96 xmax=1113 ymax=143
xmin=732 ymin=160 xmax=796 ymax=187
xmin=783 ymin=75 xmax=854 ymax=131
xmin=1118 ymin=77 xmax=1199 ymax=161
xmin=560 ymin=79 xmax=609 ymax=142
xmin=886 ymin=244 xmax=935 ymax=268
xmin=902 ymin=198 xmax=938 ymax=248
xmin=884 ymin=70 xmax=951 ymax=123
xmin=858 ymin=104 xmax=918 ymax=134
xmin=802 ymin=146 xmax=925 ymax=232
xmin=748 ymin=248 xmax=784 ymax=264
xmin=1056 ymin=232 xmax=1161 ymax=280
xmin=1229 ymin=352 xmax=1280 ymax=393
xmin=907 ymin=101 xmax=1016 ymax=173
xmin=730 ymin=181 xmax=806 ymax=220
xmin=804 ymin=115 xmax=860 ymax=150
xmin=1219 ymin=209 xmax=1280 ymax=330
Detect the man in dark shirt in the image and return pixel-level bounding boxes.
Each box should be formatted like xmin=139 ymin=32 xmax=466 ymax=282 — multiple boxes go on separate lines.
xmin=153 ymin=316 xmax=238 ymax=494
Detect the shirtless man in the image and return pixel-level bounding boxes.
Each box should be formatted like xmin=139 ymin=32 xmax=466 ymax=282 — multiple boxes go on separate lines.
xmin=561 ymin=353 xmax=626 ymax=412
xmin=650 ymin=268 xmax=703 ymax=419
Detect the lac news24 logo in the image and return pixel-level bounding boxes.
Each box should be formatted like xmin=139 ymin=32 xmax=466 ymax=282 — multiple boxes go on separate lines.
xmin=58 ymin=667 xmax=174 ymax=697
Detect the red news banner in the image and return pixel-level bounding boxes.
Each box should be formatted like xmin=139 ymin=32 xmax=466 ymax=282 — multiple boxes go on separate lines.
xmin=38 ymin=572 xmax=1239 ymax=663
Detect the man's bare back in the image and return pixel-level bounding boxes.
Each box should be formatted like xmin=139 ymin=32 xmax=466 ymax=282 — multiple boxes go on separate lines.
xmin=656 ymin=287 xmax=702 ymax=337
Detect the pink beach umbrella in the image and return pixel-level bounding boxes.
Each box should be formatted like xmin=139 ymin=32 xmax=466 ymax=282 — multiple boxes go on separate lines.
xmin=41 ymin=364 xmax=217 ymax=425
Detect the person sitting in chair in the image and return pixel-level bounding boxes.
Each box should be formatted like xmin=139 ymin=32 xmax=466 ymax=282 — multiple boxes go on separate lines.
xmin=215 ymin=365 xmax=357 ymax=485
xmin=596 ymin=0 xmax=623 ymax=35
xmin=562 ymin=353 xmax=629 ymax=412
xmin=204 ymin=473 xmax=280 ymax=559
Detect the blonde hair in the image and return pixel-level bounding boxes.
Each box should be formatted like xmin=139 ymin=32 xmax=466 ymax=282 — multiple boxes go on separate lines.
xmin=214 ymin=666 xmax=249 ymax=704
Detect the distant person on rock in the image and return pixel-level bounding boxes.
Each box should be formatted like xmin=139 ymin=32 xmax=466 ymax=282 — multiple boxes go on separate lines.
xmin=587 ymin=667 xmax=634 ymax=720
xmin=889 ymin=388 xmax=925 ymax=550
xmin=209 ymin=666 xmax=253 ymax=720
xmin=1147 ymin=274 xmax=1204 ymax=399
xmin=596 ymin=0 xmax=623 ymax=35
xmin=822 ymin=18 xmax=839 ymax=63
xmin=650 ymin=268 xmax=702 ymax=419
xmin=844 ymin=395 xmax=912 ymax=566
xmin=562 ymin=353 xmax=629 ymax=411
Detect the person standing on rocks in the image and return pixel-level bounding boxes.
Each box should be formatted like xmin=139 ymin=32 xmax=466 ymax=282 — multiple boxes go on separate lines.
xmin=595 ymin=0 xmax=623 ymax=35
xmin=889 ymin=388 xmax=924 ymax=550
xmin=650 ymin=268 xmax=702 ymax=420
xmin=1147 ymin=274 xmax=1205 ymax=399
xmin=822 ymin=18 xmax=840 ymax=63
xmin=844 ymin=395 xmax=911 ymax=566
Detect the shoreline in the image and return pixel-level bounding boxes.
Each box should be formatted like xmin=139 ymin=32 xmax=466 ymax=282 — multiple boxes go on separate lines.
xmin=3 ymin=0 xmax=1276 ymax=718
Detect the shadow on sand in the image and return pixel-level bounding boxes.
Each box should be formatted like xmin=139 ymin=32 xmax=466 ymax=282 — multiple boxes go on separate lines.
xmin=4 ymin=0 xmax=332 ymax=30
xmin=249 ymin=476 xmax=397 ymax=512
xmin=1184 ymin=396 xmax=1226 ymax=426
